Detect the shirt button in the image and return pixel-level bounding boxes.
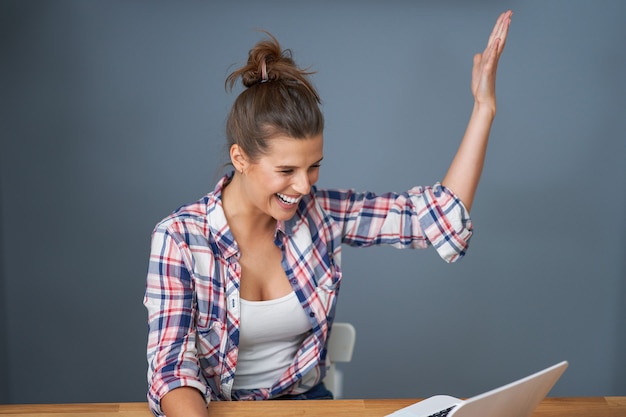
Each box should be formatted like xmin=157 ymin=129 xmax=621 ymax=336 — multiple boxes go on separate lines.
xmin=291 ymin=279 xmax=297 ymax=284
xmin=309 ymin=312 xmax=315 ymax=317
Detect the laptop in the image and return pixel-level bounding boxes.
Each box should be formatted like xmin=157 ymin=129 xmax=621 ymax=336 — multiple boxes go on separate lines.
xmin=385 ymin=361 xmax=568 ymax=417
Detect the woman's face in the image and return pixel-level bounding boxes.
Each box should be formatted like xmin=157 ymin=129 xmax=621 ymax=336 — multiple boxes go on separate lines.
xmin=238 ymin=134 xmax=324 ymax=222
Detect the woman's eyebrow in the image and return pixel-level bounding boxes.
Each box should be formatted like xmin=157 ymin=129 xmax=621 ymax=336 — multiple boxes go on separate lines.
xmin=276 ymin=157 xmax=324 ymax=169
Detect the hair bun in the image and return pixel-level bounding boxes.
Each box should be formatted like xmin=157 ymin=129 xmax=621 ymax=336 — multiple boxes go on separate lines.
xmin=242 ymin=34 xmax=287 ymax=86
xmin=226 ymin=31 xmax=319 ymax=101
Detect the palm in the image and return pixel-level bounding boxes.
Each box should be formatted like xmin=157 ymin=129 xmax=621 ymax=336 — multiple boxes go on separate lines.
xmin=471 ymin=11 xmax=512 ymax=108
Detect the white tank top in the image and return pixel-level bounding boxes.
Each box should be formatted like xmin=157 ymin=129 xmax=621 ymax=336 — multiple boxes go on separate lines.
xmin=232 ymin=291 xmax=312 ymax=390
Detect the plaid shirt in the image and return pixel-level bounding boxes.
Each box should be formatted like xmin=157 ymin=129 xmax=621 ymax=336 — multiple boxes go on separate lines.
xmin=144 ymin=173 xmax=472 ymax=415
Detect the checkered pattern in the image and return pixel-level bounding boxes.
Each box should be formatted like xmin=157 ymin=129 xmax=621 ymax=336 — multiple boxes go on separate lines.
xmin=144 ymin=173 xmax=472 ymax=415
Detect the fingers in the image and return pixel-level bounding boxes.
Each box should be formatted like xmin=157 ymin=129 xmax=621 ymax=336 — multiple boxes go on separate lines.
xmin=473 ymin=53 xmax=482 ymax=66
xmin=487 ymin=11 xmax=506 ymax=46
xmin=491 ymin=10 xmax=512 ymax=54
xmin=486 ymin=11 xmax=511 ymax=54
xmin=471 ymin=11 xmax=513 ymax=99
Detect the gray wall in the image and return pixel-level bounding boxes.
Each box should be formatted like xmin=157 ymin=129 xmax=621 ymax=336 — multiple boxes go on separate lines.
xmin=1 ymin=0 xmax=625 ymax=404
xmin=0 ymin=176 xmax=7 ymax=403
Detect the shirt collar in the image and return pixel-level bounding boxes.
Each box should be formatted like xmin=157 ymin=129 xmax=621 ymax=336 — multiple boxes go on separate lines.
xmin=206 ymin=172 xmax=239 ymax=259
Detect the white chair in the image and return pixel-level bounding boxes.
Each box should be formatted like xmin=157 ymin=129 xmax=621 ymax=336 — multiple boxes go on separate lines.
xmin=324 ymin=322 xmax=356 ymax=399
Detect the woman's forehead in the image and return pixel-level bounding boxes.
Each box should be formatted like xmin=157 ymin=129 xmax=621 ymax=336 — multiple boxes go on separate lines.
xmin=262 ymin=134 xmax=324 ymax=163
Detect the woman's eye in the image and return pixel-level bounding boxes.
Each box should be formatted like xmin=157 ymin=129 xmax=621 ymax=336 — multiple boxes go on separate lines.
xmin=278 ymin=165 xmax=320 ymax=175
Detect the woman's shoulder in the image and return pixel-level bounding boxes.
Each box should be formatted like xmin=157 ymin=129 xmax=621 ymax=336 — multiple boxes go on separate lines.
xmin=153 ymin=192 xmax=218 ymax=235
xmin=297 ymin=185 xmax=364 ymax=223
xmin=310 ymin=185 xmax=359 ymax=202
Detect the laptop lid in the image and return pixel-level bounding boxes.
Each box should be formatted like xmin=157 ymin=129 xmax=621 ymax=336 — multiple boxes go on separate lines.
xmin=451 ymin=361 xmax=568 ymax=417
xmin=386 ymin=361 xmax=568 ymax=417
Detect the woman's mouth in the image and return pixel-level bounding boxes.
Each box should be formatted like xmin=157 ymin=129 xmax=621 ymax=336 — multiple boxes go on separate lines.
xmin=276 ymin=193 xmax=300 ymax=206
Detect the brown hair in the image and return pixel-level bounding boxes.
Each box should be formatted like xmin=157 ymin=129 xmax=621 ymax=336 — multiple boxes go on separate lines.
xmin=225 ymin=31 xmax=324 ymax=162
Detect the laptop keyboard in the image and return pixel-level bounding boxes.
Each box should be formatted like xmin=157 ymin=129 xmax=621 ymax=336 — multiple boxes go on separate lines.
xmin=427 ymin=406 xmax=456 ymax=417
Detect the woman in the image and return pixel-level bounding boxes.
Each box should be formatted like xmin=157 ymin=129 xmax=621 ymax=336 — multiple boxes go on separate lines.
xmin=144 ymin=10 xmax=512 ymax=417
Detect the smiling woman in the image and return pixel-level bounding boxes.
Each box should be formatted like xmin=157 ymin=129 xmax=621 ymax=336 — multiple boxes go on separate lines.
xmin=144 ymin=12 xmax=511 ymax=417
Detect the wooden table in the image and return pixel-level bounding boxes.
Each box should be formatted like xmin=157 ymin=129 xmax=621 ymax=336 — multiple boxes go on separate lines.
xmin=0 ymin=397 xmax=625 ymax=417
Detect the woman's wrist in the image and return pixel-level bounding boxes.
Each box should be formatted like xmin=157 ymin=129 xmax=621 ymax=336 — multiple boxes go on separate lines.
xmin=472 ymin=100 xmax=497 ymax=119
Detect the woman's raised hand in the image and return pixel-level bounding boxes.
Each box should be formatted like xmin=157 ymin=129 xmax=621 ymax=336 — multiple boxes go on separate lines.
xmin=471 ymin=10 xmax=513 ymax=111
xmin=440 ymin=10 xmax=513 ymax=212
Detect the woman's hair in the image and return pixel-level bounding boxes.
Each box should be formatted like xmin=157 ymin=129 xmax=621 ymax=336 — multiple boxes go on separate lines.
xmin=225 ymin=31 xmax=324 ymax=162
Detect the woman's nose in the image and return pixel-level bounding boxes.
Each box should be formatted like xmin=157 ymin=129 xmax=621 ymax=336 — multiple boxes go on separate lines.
xmin=292 ymin=172 xmax=311 ymax=195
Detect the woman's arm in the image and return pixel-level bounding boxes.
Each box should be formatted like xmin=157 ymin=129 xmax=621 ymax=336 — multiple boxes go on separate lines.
xmin=161 ymin=387 xmax=209 ymax=417
xmin=145 ymin=225 xmax=211 ymax=415
xmin=441 ymin=10 xmax=512 ymax=211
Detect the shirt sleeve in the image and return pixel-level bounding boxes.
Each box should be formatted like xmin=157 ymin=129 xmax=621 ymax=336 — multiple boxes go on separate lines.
xmin=143 ymin=224 xmax=211 ymax=416
xmin=315 ymin=182 xmax=473 ymax=263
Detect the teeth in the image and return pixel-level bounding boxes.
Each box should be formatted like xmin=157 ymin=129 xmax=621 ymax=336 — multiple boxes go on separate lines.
xmin=276 ymin=193 xmax=300 ymax=205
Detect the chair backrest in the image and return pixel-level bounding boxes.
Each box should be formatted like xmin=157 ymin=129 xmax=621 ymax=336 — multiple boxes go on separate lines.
xmin=324 ymin=322 xmax=356 ymax=398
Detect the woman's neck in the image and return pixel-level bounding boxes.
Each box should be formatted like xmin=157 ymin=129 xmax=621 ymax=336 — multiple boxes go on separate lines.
xmin=221 ymin=174 xmax=276 ymax=238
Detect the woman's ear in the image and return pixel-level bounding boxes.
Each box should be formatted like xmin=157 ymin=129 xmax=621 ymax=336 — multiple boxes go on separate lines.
xmin=230 ymin=144 xmax=248 ymax=174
